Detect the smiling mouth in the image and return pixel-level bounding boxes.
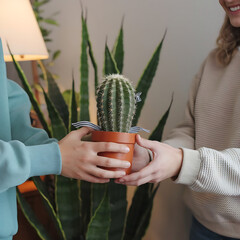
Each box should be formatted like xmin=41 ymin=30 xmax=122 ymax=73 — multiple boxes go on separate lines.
xmin=229 ymin=5 xmax=240 ymax=12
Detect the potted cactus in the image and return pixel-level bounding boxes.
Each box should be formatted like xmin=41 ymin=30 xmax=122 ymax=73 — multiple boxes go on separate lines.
xmin=92 ymin=74 xmax=137 ymax=174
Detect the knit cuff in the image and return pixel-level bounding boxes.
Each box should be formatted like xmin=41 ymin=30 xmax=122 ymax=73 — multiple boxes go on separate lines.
xmin=174 ymin=148 xmax=201 ymax=185
xmin=28 ymin=142 xmax=62 ymax=177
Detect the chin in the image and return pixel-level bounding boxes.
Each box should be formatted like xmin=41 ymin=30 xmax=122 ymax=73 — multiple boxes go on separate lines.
xmin=229 ymin=19 xmax=240 ymax=27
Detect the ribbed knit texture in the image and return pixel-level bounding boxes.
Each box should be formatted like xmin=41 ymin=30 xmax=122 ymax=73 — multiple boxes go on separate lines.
xmin=164 ymin=49 xmax=240 ymax=238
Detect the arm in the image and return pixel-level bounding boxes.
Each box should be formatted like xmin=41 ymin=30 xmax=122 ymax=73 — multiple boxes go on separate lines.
xmin=0 ymin=80 xmax=61 ymax=193
xmin=0 ymin=80 xmax=131 ymax=192
xmin=119 ymin=136 xmax=240 ymax=196
xmin=127 ymin=61 xmax=205 ymax=175
xmin=178 ymin=147 xmax=240 ymax=196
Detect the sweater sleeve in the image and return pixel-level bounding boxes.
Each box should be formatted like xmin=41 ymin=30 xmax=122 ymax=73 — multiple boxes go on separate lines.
xmin=175 ymin=147 xmax=240 ymax=196
xmin=0 ymin=80 xmax=62 ymax=193
xmin=163 ymin=61 xmax=205 ymax=149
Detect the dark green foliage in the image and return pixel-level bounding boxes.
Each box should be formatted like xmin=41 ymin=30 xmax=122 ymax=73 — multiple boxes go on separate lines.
xmin=15 ymin=12 xmax=170 ymax=240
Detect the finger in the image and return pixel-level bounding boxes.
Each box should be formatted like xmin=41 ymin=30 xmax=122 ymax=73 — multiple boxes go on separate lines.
xmin=79 ymin=172 xmax=111 ymax=183
xmin=118 ymin=161 xmax=156 ymax=182
xmin=88 ymin=167 xmax=127 ymax=179
xmin=96 ymin=156 xmax=131 ymax=169
xmin=92 ymin=142 xmax=130 ymax=153
xmin=136 ymin=134 xmax=157 ymax=153
xmin=73 ymin=127 xmax=94 ymax=140
xmin=115 ymin=175 xmax=154 ymax=186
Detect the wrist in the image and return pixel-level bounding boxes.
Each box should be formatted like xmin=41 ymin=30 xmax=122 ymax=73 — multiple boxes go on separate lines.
xmin=172 ymin=148 xmax=183 ymax=180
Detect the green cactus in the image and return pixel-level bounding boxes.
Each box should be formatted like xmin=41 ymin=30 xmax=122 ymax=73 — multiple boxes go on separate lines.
xmin=96 ymin=74 xmax=136 ymax=133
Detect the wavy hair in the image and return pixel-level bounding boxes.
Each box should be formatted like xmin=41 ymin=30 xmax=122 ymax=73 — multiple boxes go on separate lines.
xmin=216 ymin=15 xmax=240 ymax=66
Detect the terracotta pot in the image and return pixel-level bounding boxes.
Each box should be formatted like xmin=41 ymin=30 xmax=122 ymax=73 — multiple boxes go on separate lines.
xmin=91 ymin=131 xmax=136 ymax=175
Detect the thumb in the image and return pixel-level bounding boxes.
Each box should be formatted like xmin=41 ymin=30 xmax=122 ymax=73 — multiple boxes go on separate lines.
xmin=73 ymin=127 xmax=94 ymax=140
xmin=136 ymin=134 xmax=157 ymax=152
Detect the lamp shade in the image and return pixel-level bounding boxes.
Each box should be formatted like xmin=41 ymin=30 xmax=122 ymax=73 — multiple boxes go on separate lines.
xmin=0 ymin=0 xmax=49 ymax=62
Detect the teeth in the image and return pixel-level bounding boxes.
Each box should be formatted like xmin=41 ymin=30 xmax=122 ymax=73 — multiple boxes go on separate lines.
xmin=230 ymin=5 xmax=240 ymax=11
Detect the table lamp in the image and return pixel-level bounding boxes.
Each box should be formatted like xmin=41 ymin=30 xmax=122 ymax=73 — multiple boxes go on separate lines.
xmin=0 ymin=0 xmax=49 ymax=103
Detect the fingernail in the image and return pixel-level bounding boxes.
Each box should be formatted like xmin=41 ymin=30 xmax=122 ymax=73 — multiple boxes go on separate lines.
xmin=120 ymin=171 xmax=126 ymax=177
xmin=124 ymin=147 xmax=130 ymax=152
xmin=124 ymin=162 xmax=131 ymax=168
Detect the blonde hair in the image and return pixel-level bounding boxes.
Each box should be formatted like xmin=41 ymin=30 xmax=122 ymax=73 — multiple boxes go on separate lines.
xmin=216 ymin=15 xmax=240 ymax=66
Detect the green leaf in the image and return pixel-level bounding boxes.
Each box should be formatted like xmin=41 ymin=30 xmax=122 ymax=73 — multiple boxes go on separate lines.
xmin=32 ymin=0 xmax=49 ymax=8
xmin=16 ymin=189 xmax=52 ymax=240
xmin=123 ymin=184 xmax=152 ymax=240
xmin=112 ymin=20 xmax=124 ymax=74
xmin=132 ymin=31 xmax=166 ymax=126
xmin=88 ymin=36 xmax=98 ymax=96
xmin=9 ymin=49 xmax=51 ymax=137
xmin=43 ymin=18 xmax=59 ymax=26
xmin=79 ymin=15 xmax=90 ymax=121
xmin=104 ymin=43 xmax=119 ymax=75
xmin=133 ymin=184 xmax=160 ymax=240
xmin=92 ymin=184 xmax=107 ymax=216
xmin=55 ymin=176 xmax=82 ymax=240
xmin=86 ymin=186 xmax=110 ymax=240
xmin=108 ymin=180 xmax=127 ymax=240
xmin=42 ymin=87 xmax=67 ymax=140
xmin=32 ymin=177 xmax=66 ymax=240
xmin=80 ymin=181 xmax=92 ymax=239
xmin=47 ymin=70 xmax=69 ymax=129
xmin=52 ymin=50 xmax=61 ymax=61
xmin=149 ymin=94 xmax=173 ymax=141
xmin=69 ymin=78 xmax=78 ymax=131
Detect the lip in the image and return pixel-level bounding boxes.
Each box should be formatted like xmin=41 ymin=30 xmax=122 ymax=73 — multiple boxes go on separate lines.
xmin=227 ymin=4 xmax=240 ymax=14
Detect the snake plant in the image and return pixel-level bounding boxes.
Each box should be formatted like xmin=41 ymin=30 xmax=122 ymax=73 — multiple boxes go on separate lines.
xmin=13 ymin=12 xmax=171 ymax=240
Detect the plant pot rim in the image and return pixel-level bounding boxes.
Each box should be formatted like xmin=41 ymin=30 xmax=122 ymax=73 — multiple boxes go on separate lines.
xmin=92 ymin=130 xmax=136 ymax=144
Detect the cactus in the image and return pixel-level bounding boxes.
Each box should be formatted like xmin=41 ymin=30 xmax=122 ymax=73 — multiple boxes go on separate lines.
xmin=96 ymin=74 xmax=136 ymax=132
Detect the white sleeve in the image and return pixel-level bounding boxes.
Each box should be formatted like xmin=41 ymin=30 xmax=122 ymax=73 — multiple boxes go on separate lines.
xmin=175 ymin=147 xmax=240 ymax=196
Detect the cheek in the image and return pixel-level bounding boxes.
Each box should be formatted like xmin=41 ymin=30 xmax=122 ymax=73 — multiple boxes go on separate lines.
xmin=219 ymin=0 xmax=227 ymax=12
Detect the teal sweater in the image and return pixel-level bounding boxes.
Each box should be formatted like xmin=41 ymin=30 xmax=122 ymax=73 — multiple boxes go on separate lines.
xmin=0 ymin=42 xmax=62 ymax=239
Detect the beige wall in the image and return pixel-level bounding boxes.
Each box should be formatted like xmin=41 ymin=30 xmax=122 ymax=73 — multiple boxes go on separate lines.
xmin=41 ymin=0 xmax=224 ymax=239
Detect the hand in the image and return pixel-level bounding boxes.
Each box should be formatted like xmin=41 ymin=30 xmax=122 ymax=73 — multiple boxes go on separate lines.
xmin=115 ymin=134 xmax=183 ymax=186
xmin=59 ymin=127 xmax=131 ymax=183
xmin=131 ymin=140 xmax=150 ymax=172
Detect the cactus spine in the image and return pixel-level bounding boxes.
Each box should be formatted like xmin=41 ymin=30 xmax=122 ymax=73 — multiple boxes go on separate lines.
xmin=97 ymin=74 xmax=136 ymax=132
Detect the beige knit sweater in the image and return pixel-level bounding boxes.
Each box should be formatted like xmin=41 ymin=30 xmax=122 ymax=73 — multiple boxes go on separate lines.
xmin=164 ymin=49 xmax=240 ymax=238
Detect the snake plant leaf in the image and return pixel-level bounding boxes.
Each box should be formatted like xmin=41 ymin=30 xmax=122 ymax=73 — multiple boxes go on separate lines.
xmin=16 ymin=189 xmax=52 ymax=240
xmin=9 ymin=50 xmax=51 ymax=137
xmin=55 ymin=176 xmax=82 ymax=240
xmin=132 ymin=31 xmax=166 ymax=126
xmin=32 ymin=177 xmax=66 ymax=240
xmin=79 ymin=15 xmax=92 ymax=239
xmin=123 ymin=183 xmax=152 ymax=240
xmin=42 ymin=88 xmax=80 ymax=239
xmin=80 ymin=181 xmax=92 ymax=239
xmin=87 ymin=25 xmax=98 ymax=95
xmin=132 ymin=184 xmax=160 ymax=240
xmin=70 ymin=78 xmax=78 ymax=131
xmin=42 ymin=87 xmax=67 ymax=140
xmin=86 ymin=186 xmax=110 ymax=240
xmin=112 ymin=20 xmax=124 ymax=74
xmin=46 ymin=70 xmax=69 ymax=129
xmin=80 ymin=15 xmax=90 ymax=121
xmin=108 ymin=180 xmax=127 ymax=240
xmin=149 ymin=94 xmax=173 ymax=141
xmin=104 ymin=43 xmax=119 ymax=75
xmin=91 ymin=183 xmax=107 ymax=215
